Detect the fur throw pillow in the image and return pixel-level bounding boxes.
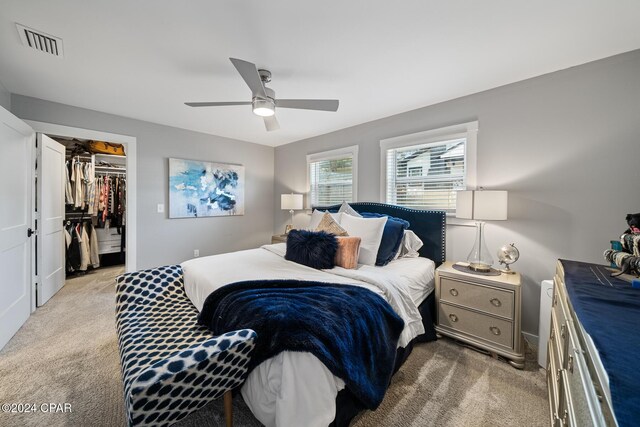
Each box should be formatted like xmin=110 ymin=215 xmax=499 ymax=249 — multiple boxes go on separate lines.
xmin=285 ymin=230 xmax=338 ymax=269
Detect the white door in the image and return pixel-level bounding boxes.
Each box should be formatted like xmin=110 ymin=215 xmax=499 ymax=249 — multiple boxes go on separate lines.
xmin=0 ymin=107 xmax=34 ymax=350
xmin=37 ymin=134 xmax=66 ymax=306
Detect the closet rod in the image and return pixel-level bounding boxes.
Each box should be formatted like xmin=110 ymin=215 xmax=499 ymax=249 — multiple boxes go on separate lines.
xmin=95 ymin=166 xmax=126 ymax=172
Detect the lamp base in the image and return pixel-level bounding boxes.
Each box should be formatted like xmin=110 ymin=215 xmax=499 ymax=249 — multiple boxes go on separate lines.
xmin=284 ymin=224 xmax=293 ymax=234
xmin=465 ymin=221 xmax=495 ymax=273
xmin=469 ymin=262 xmax=491 ymax=273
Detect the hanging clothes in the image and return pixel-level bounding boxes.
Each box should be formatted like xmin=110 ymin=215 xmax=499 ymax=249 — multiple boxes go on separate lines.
xmin=72 ymin=159 xmax=85 ymax=209
xmin=66 ymin=157 xmax=94 ymax=210
xmin=87 ymin=223 xmax=100 ymax=268
xmin=64 ymin=161 xmax=74 ymax=204
xmin=65 ymin=223 xmax=82 ymax=273
xmin=84 ymin=162 xmax=95 ymax=215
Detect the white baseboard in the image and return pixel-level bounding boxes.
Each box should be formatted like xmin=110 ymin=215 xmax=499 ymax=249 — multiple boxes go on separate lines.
xmin=523 ymin=332 xmax=539 ymax=349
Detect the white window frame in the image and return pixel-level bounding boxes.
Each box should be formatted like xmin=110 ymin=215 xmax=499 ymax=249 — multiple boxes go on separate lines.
xmin=379 ymin=121 xmax=478 ymax=214
xmin=306 ymin=145 xmax=359 ymax=208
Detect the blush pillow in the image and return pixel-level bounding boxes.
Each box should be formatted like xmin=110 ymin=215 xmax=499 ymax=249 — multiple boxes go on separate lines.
xmin=335 ymin=236 xmax=361 ymax=269
xmin=361 ymin=212 xmax=410 ymax=266
xmin=285 ymin=230 xmax=338 ymax=269
xmin=339 ymin=214 xmax=387 ymax=266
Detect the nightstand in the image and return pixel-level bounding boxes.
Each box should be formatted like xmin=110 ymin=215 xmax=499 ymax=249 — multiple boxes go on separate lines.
xmin=435 ymin=261 xmax=525 ymax=369
xmin=271 ymin=234 xmax=288 ymax=244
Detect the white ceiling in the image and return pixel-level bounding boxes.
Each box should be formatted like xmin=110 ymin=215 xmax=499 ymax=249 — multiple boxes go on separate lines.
xmin=1 ymin=1 xmax=639 ymax=147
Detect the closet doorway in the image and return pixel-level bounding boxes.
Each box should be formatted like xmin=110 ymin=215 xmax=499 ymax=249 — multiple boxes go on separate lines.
xmin=28 ymin=121 xmax=137 ymax=310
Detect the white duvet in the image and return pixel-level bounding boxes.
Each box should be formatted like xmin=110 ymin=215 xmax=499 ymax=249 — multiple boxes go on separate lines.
xmin=181 ymin=244 xmax=435 ymax=427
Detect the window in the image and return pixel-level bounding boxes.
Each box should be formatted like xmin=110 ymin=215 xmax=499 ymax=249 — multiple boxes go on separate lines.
xmin=307 ymin=145 xmax=358 ymax=207
xmin=380 ymin=121 xmax=477 ymax=213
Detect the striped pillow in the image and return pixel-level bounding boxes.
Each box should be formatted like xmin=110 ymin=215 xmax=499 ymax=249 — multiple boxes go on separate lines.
xmin=315 ymin=212 xmax=348 ymax=236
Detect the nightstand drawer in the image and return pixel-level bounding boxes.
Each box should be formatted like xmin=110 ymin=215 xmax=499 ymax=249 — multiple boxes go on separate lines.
xmin=440 ymin=277 xmax=514 ymax=319
xmin=438 ymin=302 xmax=514 ymax=349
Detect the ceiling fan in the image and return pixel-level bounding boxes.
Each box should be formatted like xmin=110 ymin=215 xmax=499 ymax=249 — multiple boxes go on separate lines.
xmin=185 ymin=58 xmax=339 ymax=131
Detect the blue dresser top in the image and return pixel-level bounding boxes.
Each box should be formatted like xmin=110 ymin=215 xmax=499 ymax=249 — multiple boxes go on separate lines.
xmin=560 ymin=259 xmax=640 ymax=427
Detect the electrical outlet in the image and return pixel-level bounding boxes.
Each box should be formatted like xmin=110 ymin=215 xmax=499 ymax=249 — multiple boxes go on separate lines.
xmin=193 ymin=249 xmax=199 ymax=258
xmin=157 ymin=203 xmax=164 ymax=213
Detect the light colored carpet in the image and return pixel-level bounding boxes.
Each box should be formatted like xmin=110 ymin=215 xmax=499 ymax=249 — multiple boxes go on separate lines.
xmin=0 ymin=266 xmax=548 ymax=427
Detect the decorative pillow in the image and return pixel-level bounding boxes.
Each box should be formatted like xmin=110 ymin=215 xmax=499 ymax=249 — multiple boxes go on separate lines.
xmin=335 ymin=236 xmax=361 ymax=269
xmin=285 ymin=230 xmax=338 ymax=269
xmin=315 ymin=212 xmax=348 ymax=236
xmin=339 ymin=214 xmax=387 ymax=266
xmin=361 ymin=212 xmax=410 ymax=266
xmin=308 ymin=210 xmax=343 ymax=230
xmin=338 ymin=202 xmax=362 ymax=218
xmin=394 ymin=230 xmax=424 ymax=259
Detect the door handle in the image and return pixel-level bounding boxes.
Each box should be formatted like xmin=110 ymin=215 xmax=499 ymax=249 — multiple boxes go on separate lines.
xmin=27 ymin=228 xmax=36 ymax=237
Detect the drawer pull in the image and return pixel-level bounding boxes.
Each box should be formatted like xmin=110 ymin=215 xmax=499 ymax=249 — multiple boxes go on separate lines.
xmin=448 ymin=314 xmax=458 ymax=322
xmin=490 ymin=298 xmax=502 ymax=307
xmin=489 ymin=326 xmax=501 ymax=336
xmin=449 ymin=288 xmax=459 ymax=297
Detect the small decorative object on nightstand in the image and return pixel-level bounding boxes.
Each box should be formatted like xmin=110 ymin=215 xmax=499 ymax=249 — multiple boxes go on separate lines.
xmin=271 ymin=234 xmax=288 ymax=244
xmin=497 ymin=243 xmax=520 ymax=274
xmin=435 ymin=261 xmax=525 ymax=369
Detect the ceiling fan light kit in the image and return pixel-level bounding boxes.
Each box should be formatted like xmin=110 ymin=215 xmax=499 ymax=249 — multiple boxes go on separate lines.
xmin=253 ymin=85 xmax=276 ymax=117
xmin=252 ymin=98 xmax=275 ymax=117
xmin=185 ymin=58 xmax=339 ymax=131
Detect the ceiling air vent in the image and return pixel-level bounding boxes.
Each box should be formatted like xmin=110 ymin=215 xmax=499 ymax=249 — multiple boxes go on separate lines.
xmin=16 ymin=23 xmax=64 ymax=57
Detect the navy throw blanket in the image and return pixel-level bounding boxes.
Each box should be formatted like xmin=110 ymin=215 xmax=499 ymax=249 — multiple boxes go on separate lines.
xmin=197 ymin=280 xmax=405 ymax=409
xmin=561 ymin=260 xmax=640 ymax=426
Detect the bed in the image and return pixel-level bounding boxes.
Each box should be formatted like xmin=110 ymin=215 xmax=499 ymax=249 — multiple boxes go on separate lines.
xmin=181 ymin=203 xmax=446 ymax=426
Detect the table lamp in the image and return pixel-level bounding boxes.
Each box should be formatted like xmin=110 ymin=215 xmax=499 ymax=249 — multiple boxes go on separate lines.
xmin=456 ymin=190 xmax=508 ymax=272
xmin=281 ymin=193 xmax=303 ymax=234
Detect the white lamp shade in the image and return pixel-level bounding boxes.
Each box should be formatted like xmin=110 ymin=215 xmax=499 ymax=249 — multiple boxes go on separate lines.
xmin=456 ymin=190 xmax=508 ymax=220
xmin=281 ymin=194 xmax=303 ymax=210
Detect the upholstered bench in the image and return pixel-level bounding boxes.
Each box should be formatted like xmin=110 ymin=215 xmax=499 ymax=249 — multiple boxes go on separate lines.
xmin=115 ymin=265 xmax=256 ymax=427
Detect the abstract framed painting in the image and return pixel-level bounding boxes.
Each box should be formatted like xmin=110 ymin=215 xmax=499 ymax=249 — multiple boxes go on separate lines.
xmin=169 ymin=158 xmax=245 ymax=218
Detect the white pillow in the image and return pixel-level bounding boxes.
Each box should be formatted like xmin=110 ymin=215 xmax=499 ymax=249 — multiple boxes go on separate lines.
xmin=394 ymin=230 xmax=424 ymax=259
xmin=339 ymin=214 xmax=387 ymax=266
xmin=337 ymin=201 xmax=362 ymax=218
xmin=308 ymin=210 xmax=343 ymax=230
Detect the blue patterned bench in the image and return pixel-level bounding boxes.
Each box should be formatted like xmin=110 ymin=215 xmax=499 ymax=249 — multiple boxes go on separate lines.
xmin=115 ymin=265 xmax=256 ymax=427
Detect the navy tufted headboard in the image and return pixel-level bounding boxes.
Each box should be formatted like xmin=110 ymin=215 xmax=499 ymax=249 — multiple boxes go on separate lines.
xmin=315 ymin=202 xmax=446 ymax=266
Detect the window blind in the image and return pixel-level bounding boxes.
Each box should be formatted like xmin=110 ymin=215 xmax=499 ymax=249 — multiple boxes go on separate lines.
xmin=308 ymin=156 xmax=354 ymax=206
xmin=386 ymin=138 xmax=466 ymax=212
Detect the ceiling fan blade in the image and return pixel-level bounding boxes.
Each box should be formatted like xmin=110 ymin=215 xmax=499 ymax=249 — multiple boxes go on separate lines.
xmin=185 ymin=102 xmax=251 ymax=107
xmin=230 ymin=58 xmax=267 ymax=98
xmin=264 ymin=115 xmax=280 ymax=132
xmin=275 ymin=99 xmax=339 ymax=112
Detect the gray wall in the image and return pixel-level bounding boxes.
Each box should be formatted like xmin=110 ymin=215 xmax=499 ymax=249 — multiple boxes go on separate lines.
xmin=274 ymin=49 xmax=640 ymax=338
xmin=0 ymin=80 xmax=10 ymax=111
xmin=12 ymin=95 xmax=274 ymax=270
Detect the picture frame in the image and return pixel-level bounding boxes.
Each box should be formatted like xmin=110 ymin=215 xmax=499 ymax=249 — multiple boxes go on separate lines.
xmin=169 ymin=158 xmax=245 ymax=218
